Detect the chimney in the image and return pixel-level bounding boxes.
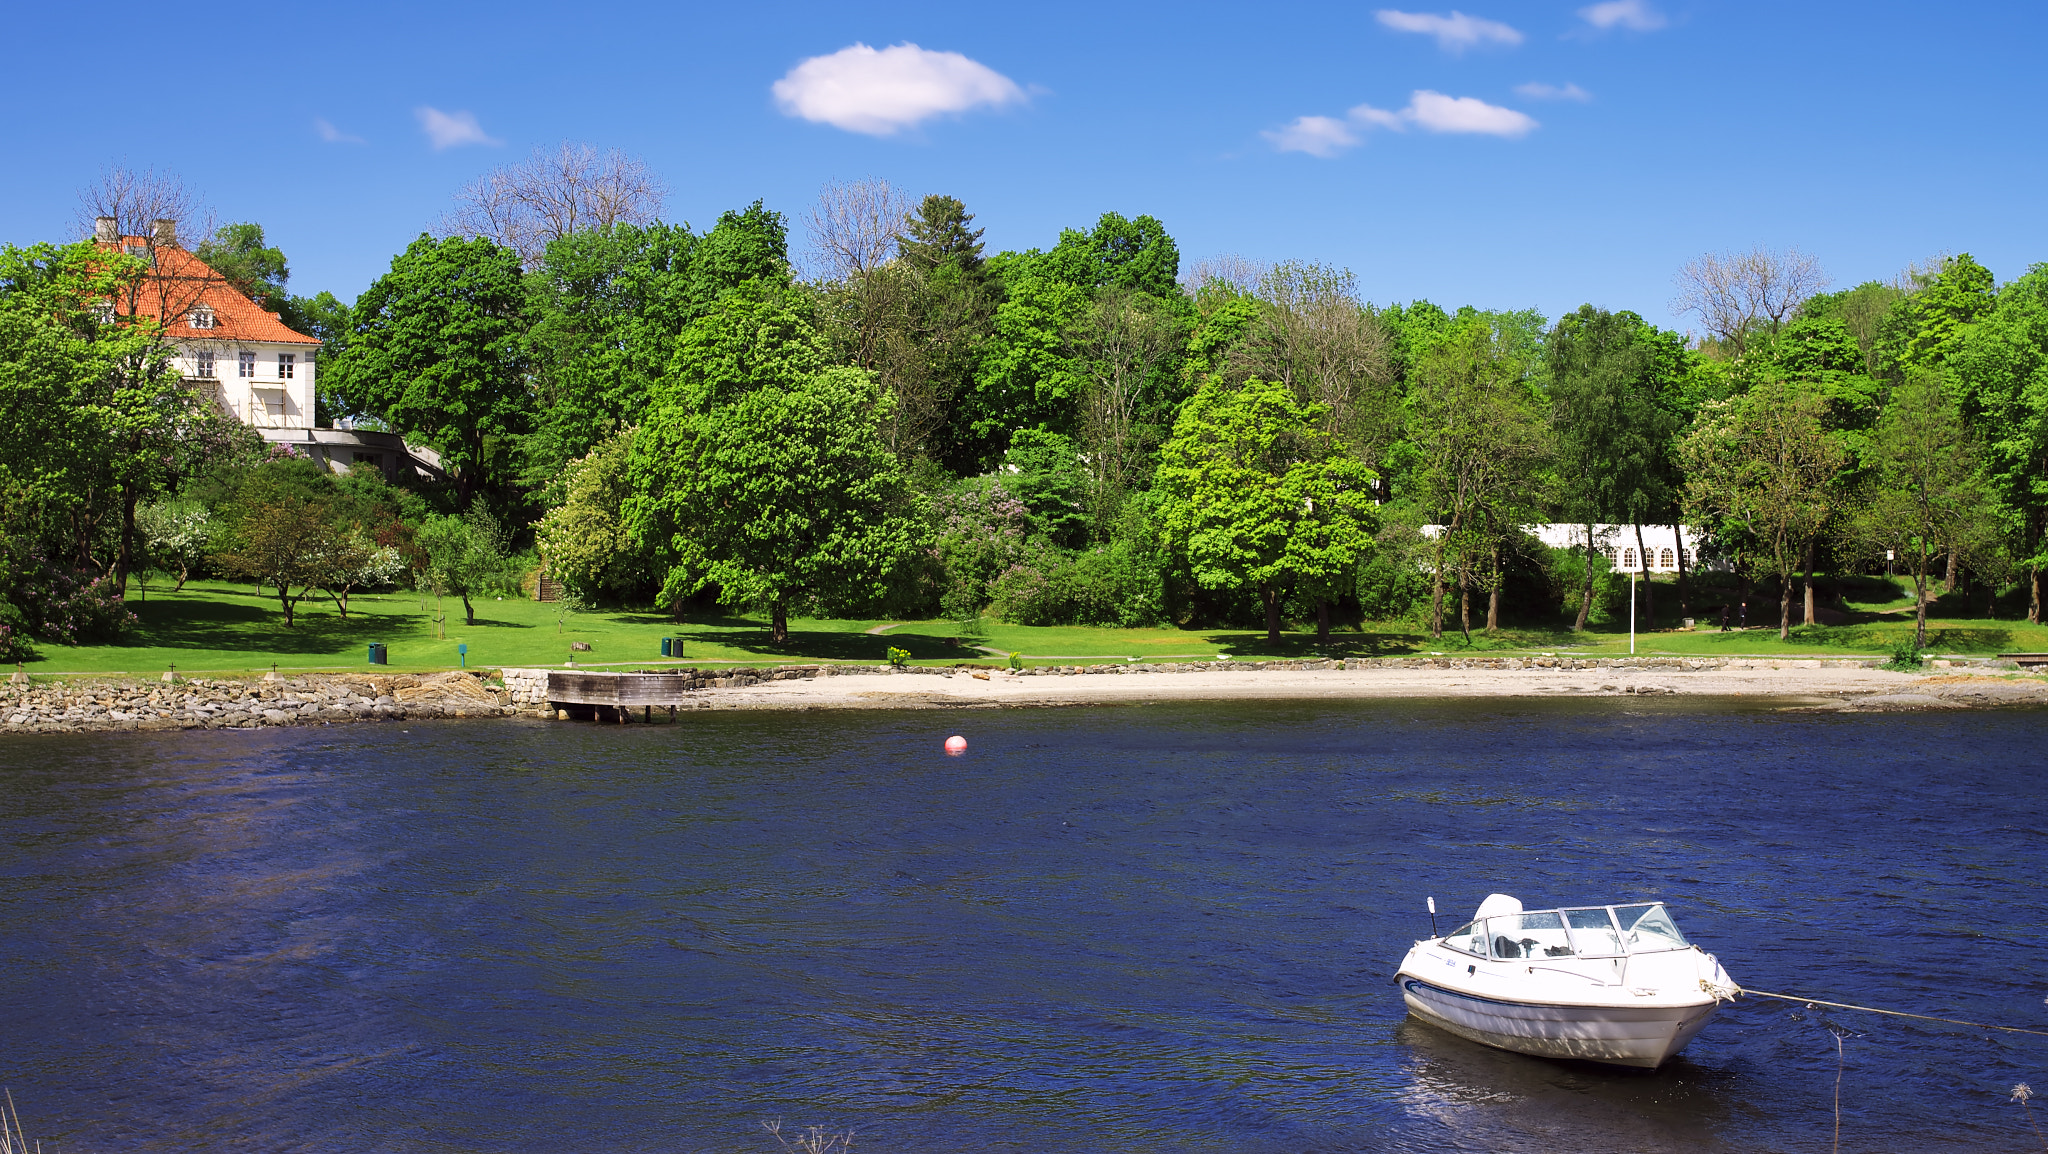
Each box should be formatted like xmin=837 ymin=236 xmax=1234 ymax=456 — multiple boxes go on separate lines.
xmin=94 ymin=216 xmax=117 ymax=243
xmin=151 ymin=218 xmax=178 ymax=247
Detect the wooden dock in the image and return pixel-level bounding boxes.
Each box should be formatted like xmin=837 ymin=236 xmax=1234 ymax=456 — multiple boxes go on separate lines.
xmin=537 ymin=667 xmax=813 ymax=722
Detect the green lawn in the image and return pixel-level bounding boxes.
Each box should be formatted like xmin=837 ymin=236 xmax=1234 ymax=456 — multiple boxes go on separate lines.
xmin=15 ymin=579 xmax=2044 ymax=679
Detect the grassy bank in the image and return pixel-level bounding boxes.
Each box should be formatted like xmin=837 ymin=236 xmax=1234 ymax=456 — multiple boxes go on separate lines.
xmin=12 ymin=578 xmax=2044 ymax=678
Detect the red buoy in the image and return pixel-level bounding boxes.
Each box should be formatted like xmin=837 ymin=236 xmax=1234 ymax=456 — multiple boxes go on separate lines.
xmin=944 ymin=735 xmax=968 ymax=755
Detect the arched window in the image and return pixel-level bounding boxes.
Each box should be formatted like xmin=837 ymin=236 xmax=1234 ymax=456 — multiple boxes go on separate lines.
xmin=1659 ymin=548 xmax=1675 ymax=568
xmin=1621 ymin=548 xmax=1638 ymax=569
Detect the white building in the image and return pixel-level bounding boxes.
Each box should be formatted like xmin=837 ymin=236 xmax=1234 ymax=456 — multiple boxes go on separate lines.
xmin=99 ymin=217 xmax=441 ymax=483
xmin=1424 ymin=524 xmax=1715 ymax=573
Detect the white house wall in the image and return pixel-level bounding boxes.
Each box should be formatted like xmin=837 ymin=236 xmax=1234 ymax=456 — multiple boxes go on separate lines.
xmin=1422 ymin=523 xmax=1717 ymax=573
xmin=173 ymin=342 xmax=316 ymax=430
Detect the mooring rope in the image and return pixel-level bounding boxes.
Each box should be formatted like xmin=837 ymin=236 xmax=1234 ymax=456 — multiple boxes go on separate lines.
xmin=1702 ymin=980 xmax=2048 ymax=1037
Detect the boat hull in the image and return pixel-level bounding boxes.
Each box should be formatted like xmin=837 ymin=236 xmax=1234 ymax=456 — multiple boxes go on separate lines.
xmin=1399 ymin=976 xmax=1718 ymax=1069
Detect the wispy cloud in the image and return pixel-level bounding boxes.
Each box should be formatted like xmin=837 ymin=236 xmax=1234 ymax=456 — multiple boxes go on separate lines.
xmin=1579 ymin=0 xmax=1666 ymax=31
xmin=1514 ymin=81 xmax=1592 ymax=102
xmin=1374 ymin=9 xmax=1523 ymax=53
xmin=414 ymin=107 xmax=502 ymax=150
xmin=1269 ymin=89 xmax=1537 ymax=156
xmin=314 ymin=118 xmax=366 ymax=144
xmin=1262 ymin=116 xmax=1361 ymax=158
xmin=772 ymin=42 xmax=1025 ymax=136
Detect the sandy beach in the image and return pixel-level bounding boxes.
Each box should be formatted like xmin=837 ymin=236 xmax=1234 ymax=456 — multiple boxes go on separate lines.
xmin=692 ymin=662 xmax=2048 ymax=712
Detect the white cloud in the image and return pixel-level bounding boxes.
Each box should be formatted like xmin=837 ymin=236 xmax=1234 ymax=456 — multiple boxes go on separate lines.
xmin=315 ymin=118 xmax=365 ymax=144
xmin=1404 ymin=90 xmax=1539 ymax=135
xmin=1270 ymin=89 xmax=1536 ymax=157
xmin=772 ymin=42 xmax=1025 ymax=136
xmin=1374 ymin=9 xmax=1523 ymax=53
xmin=1579 ymin=0 xmax=1666 ymax=31
xmin=414 ymin=107 xmax=502 ymax=150
xmin=1264 ymin=115 xmax=1362 ymax=157
xmin=1513 ymin=81 xmax=1592 ymax=102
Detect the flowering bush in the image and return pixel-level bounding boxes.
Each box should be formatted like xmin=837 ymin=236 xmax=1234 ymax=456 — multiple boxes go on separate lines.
xmin=13 ymin=559 xmax=137 ymax=644
xmin=931 ymin=480 xmax=1036 ymax=620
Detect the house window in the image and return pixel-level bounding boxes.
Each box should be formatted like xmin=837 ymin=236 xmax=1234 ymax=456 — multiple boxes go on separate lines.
xmin=195 ymin=351 xmax=216 ymax=378
xmin=1659 ymin=548 xmax=1675 ymax=568
xmin=352 ymin=451 xmax=383 ymax=469
xmin=1622 ymin=548 xmax=1638 ymax=569
xmin=278 ymin=353 xmax=295 ymax=379
xmin=189 ymin=307 xmax=214 ymax=330
xmin=123 ymin=243 xmax=145 ymax=257
xmin=92 ymin=301 xmax=115 ymax=324
xmin=239 ymin=352 xmax=257 ymax=378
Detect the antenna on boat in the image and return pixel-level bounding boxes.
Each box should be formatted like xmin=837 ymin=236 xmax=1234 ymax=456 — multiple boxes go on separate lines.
xmin=1427 ymin=896 xmax=1438 ymax=937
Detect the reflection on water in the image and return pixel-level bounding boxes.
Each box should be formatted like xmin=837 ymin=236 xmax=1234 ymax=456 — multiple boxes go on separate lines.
xmin=0 ymin=700 xmax=2044 ymax=1152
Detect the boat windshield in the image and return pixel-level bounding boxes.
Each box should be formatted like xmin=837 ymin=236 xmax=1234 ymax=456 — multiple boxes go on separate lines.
xmin=1614 ymin=903 xmax=1689 ymax=952
xmin=1441 ymin=903 xmax=1691 ymax=958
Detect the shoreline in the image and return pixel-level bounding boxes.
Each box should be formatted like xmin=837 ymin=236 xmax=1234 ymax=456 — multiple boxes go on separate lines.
xmin=6 ymin=658 xmax=2045 ymax=736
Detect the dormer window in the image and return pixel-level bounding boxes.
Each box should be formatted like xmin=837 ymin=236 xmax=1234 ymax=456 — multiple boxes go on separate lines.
xmin=91 ymin=301 xmax=115 ymax=325
xmin=122 ymin=243 xmax=145 ymax=257
xmin=189 ymin=307 xmax=215 ymax=330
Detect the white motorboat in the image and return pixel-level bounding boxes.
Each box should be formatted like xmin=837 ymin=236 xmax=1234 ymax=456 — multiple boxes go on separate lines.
xmin=1395 ymin=893 xmax=1734 ymax=1069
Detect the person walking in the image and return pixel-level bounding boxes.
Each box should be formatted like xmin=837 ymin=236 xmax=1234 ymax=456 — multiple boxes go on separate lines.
xmin=1718 ymin=604 xmax=1730 ymax=631
xmin=1738 ymin=601 xmax=1748 ymax=629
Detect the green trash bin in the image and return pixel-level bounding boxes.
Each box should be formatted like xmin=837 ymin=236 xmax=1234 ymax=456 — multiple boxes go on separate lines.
xmin=660 ymin=637 xmax=672 ymax=657
xmin=367 ymin=643 xmax=387 ymax=665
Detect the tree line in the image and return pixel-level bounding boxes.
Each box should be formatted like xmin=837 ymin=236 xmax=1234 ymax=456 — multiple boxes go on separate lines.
xmin=1 ymin=155 xmax=2042 ymax=659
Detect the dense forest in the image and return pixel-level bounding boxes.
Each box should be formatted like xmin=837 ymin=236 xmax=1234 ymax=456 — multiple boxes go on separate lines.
xmin=2 ymin=154 xmax=2043 ymax=662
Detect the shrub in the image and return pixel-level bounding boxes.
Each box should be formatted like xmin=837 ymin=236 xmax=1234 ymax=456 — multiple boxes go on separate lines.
xmin=12 ymin=559 xmax=136 ymax=644
xmin=991 ymin=539 xmax=1167 ymax=628
xmin=1881 ymin=640 xmax=1924 ymax=672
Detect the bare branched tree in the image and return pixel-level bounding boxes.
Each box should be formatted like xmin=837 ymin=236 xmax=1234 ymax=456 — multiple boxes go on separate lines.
xmin=1672 ymin=245 xmax=1829 ymax=358
xmin=1181 ymin=252 xmax=1269 ymax=294
xmin=802 ymin=177 xmax=911 ymax=282
xmin=1231 ymin=261 xmax=1395 ymax=467
xmin=1071 ymin=290 xmax=1181 ymax=528
xmin=74 ymin=165 xmax=215 ymax=246
xmin=443 ymin=142 xmax=669 ymax=267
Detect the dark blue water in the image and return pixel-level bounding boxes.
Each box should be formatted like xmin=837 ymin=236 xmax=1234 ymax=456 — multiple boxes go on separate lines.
xmin=2 ymin=700 xmax=2045 ymax=1153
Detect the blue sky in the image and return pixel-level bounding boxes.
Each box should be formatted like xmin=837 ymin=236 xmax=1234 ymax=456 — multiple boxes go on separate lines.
xmin=5 ymin=0 xmax=2044 ymax=332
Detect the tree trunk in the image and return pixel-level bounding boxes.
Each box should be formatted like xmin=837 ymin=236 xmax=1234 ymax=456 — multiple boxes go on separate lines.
xmin=277 ymin=584 xmax=296 ymax=627
xmin=2031 ymin=566 xmax=2042 ymax=625
xmin=1945 ymin=550 xmax=1958 ymax=594
xmin=1429 ymin=534 xmax=1448 ymax=640
xmin=1671 ymin=523 xmax=1691 ymax=617
xmin=1779 ymin=570 xmax=1792 ymax=641
xmin=462 ymin=591 xmax=476 ymax=626
xmin=1262 ymin=586 xmax=1281 ymax=647
xmin=1914 ymin=564 xmax=1929 ymax=650
xmin=772 ymin=601 xmax=790 ymax=645
xmin=1634 ymin=523 xmax=1653 ymax=630
xmin=1575 ymin=523 xmax=1595 ymax=632
xmin=1485 ymin=541 xmax=1500 ymax=632
xmin=115 ymin=485 xmax=140 ymax=597
xmin=1315 ymin=598 xmax=1330 ymax=643
xmin=174 ymin=565 xmax=188 ymax=593
xmin=1803 ymin=538 xmax=1817 ymax=627
xmin=1458 ymin=575 xmax=1471 ymax=645
xmin=332 ymin=587 xmax=351 ymax=620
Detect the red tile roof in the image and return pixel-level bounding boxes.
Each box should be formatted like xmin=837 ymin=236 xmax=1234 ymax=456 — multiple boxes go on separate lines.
xmin=102 ymin=237 xmax=320 ymax=346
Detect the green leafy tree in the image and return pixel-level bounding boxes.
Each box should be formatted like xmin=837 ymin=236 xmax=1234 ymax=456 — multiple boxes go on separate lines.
xmin=194 ymin=222 xmax=289 ymax=308
xmin=535 ymin=427 xmax=647 ymax=601
xmin=1547 ymin=306 xmax=1685 ymax=629
xmin=211 ymin=499 xmax=347 ymax=626
xmin=1878 ymin=254 xmax=1998 ymax=372
xmin=329 ymin=234 xmax=534 ymax=507
xmin=416 ymin=508 xmax=511 ymax=629
xmin=1680 ymin=378 xmax=1846 ymax=640
xmin=0 ymin=241 xmax=197 ymax=595
xmin=1852 ymin=371 xmax=1996 ymax=648
xmin=628 ymin=366 xmax=923 ymax=643
xmin=1405 ymin=318 xmax=1551 ymax=640
xmin=1155 ymin=377 xmax=1380 ymax=645
xmin=1949 ymin=265 xmax=2048 ymax=622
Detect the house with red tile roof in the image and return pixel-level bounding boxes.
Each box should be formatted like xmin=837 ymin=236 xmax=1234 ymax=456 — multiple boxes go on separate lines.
xmin=95 ymin=217 xmax=442 ymax=483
